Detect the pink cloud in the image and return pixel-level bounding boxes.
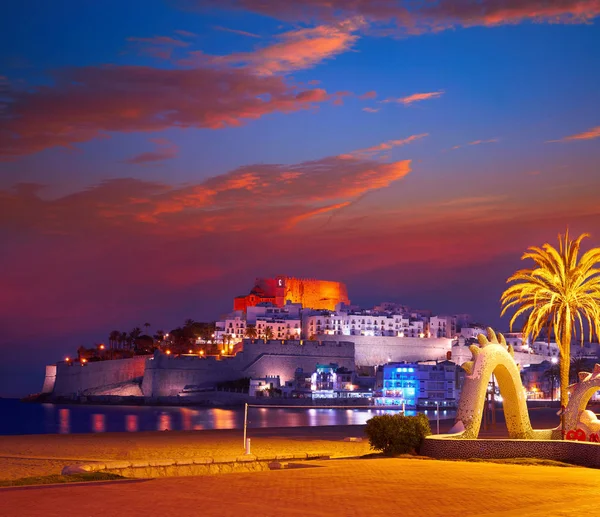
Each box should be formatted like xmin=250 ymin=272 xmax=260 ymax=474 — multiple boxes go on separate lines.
xmin=127 ymin=35 xmax=191 ymax=60
xmin=206 ymin=1 xmax=600 ymax=33
xmin=0 ymin=66 xmax=334 ymax=159
xmin=0 ymin=147 xmax=412 ymax=235
xmin=359 ymin=91 xmax=377 ymax=100
xmin=362 ymin=107 xmax=379 ymax=113
xmin=182 ymin=22 xmax=361 ymax=74
xmin=342 ymin=134 xmax=428 ymax=158
xmin=123 ymin=138 xmax=178 ymax=165
xmin=383 ymin=91 xmax=445 ymax=105
xmin=451 ymin=138 xmax=499 ymax=150
xmin=214 ymin=25 xmax=262 ymax=38
xmin=174 ymin=30 xmax=198 ymax=38
xmin=547 ymin=126 xmax=600 ymax=143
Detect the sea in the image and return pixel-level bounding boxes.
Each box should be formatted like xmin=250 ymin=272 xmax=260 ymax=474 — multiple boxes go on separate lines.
xmin=0 ymin=398 xmax=455 ymax=435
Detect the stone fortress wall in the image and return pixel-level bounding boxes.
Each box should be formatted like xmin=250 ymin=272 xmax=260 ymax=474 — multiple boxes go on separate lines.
xmin=141 ymin=339 xmax=355 ymax=397
xmin=283 ymin=277 xmax=350 ymax=311
xmin=41 ymin=365 xmax=57 ymax=394
xmin=51 ymin=355 xmax=148 ymax=397
xmin=44 ymin=336 xmax=546 ymax=399
xmin=319 ymin=335 xmax=454 ymax=365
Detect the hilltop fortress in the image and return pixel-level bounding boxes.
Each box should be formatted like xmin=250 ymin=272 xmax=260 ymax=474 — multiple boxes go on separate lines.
xmin=39 ymin=275 xmax=553 ymax=403
xmin=234 ymin=276 xmax=349 ymax=312
xmin=41 ymin=335 xmax=545 ymax=402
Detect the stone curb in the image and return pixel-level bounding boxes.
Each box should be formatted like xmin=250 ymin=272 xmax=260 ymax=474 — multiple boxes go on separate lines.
xmin=61 ymin=452 xmax=333 ymax=476
xmin=0 ymin=478 xmax=150 ymax=492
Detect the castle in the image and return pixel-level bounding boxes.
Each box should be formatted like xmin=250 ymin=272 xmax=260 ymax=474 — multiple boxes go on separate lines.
xmin=233 ymin=276 xmax=350 ymax=312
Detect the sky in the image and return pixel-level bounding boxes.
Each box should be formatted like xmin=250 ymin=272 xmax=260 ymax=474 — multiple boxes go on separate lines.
xmin=1 ymin=0 xmax=600 ymax=397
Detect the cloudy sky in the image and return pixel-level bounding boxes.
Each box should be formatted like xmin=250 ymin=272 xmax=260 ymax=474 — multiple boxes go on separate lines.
xmin=1 ymin=0 xmax=599 ymax=396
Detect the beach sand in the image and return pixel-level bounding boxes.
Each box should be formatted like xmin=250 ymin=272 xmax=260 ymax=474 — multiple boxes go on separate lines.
xmin=0 ymin=408 xmax=561 ymax=481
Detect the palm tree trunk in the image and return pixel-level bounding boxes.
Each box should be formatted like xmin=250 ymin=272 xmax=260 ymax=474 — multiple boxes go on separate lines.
xmin=559 ymin=317 xmax=572 ymax=408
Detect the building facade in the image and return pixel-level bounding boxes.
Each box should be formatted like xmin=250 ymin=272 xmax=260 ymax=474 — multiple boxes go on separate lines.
xmin=375 ymin=361 xmax=461 ymax=408
xmin=302 ymin=309 xmax=427 ymax=339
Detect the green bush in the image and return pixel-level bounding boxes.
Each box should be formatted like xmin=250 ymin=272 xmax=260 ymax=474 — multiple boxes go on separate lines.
xmin=365 ymin=413 xmax=432 ymax=456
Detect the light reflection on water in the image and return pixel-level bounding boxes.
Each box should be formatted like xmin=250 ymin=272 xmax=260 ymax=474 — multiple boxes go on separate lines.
xmin=0 ymin=399 xmax=455 ymax=436
xmin=92 ymin=414 xmax=105 ymax=433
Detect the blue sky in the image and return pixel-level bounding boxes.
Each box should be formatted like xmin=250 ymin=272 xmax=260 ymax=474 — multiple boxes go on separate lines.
xmin=1 ymin=0 xmax=599 ymax=396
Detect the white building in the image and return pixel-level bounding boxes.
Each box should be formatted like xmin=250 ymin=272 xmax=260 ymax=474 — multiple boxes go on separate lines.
xmin=460 ymin=326 xmax=487 ymax=340
xmin=256 ymin=317 xmax=302 ymax=340
xmin=249 ymin=376 xmax=281 ymax=397
xmin=302 ymin=309 xmax=428 ymax=339
xmin=246 ymin=301 xmax=302 ymax=324
xmin=214 ymin=313 xmax=247 ymax=343
xmin=429 ymin=316 xmax=457 ymax=338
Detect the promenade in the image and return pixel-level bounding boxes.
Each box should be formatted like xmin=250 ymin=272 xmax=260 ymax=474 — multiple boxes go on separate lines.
xmin=1 ymin=457 xmax=595 ymax=517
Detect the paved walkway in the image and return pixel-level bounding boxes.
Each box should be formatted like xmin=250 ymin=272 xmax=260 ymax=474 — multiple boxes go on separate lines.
xmin=0 ymin=458 xmax=596 ymax=517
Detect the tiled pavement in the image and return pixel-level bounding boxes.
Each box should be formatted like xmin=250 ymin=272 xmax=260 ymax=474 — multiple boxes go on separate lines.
xmin=1 ymin=457 xmax=597 ymax=517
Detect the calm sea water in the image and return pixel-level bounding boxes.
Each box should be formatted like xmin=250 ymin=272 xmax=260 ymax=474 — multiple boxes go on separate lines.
xmin=0 ymin=399 xmax=455 ymax=435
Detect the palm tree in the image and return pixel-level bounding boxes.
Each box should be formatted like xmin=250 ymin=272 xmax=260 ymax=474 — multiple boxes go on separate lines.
xmin=264 ymin=326 xmax=274 ymax=341
xmin=108 ymin=330 xmax=120 ymax=350
xmin=570 ymin=353 xmax=589 ymax=384
xmin=154 ymin=330 xmax=165 ymax=343
xmin=543 ymin=364 xmax=560 ymax=401
xmin=501 ymin=230 xmax=600 ymax=407
xmin=184 ymin=319 xmax=195 ymax=329
xmin=120 ymin=332 xmax=127 ymax=350
xmin=144 ymin=322 xmax=151 ymax=335
xmin=244 ymin=325 xmax=257 ymax=339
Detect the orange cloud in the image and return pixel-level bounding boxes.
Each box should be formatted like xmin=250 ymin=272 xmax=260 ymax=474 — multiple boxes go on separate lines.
xmin=213 ymin=25 xmax=262 ymax=38
xmin=210 ymin=1 xmax=600 ymax=33
xmin=127 ymin=35 xmax=191 ymax=60
xmin=343 ymin=134 xmax=428 ymax=158
xmin=547 ymin=126 xmax=600 ymax=143
xmin=359 ymin=91 xmax=377 ymax=100
xmin=183 ymin=21 xmax=362 ymax=74
xmin=450 ymin=138 xmax=499 ymax=151
xmin=383 ymin=91 xmax=444 ymax=105
xmin=0 ymin=66 xmax=334 ymax=159
xmin=123 ymin=138 xmax=178 ymax=165
xmin=0 ymin=145 xmax=412 ymax=234
xmin=286 ymin=201 xmax=351 ymax=228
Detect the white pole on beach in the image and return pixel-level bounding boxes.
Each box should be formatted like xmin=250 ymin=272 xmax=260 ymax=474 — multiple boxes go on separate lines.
xmin=243 ymin=402 xmax=248 ymax=450
xmin=402 ymin=402 xmax=405 ymax=415
xmin=436 ymin=401 xmax=440 ymax=434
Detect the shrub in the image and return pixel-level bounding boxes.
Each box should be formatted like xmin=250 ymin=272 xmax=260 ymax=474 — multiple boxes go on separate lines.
xmin=365 ymin=413 xmax=432 ymax=456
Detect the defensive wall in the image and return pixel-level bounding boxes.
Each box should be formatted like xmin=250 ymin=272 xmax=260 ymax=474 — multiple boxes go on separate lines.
xmin=51 ymin=356 xmax=149 ymax=397
xmin=141 ymin=340 xmax=355 ymax=397
xmin=318 ymin=335 xmax=548 ymax=368
xmin=41 ymin=365 xmax=57 ymax=394
xmin=317 ymin=335 xmax=453 ymax=366
xmin=43 ymin=337 xmax=546 ymax=399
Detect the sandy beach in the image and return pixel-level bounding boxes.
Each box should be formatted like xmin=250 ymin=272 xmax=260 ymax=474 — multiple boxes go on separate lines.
xmin=0 ymin=407 xmax=561 ymax=481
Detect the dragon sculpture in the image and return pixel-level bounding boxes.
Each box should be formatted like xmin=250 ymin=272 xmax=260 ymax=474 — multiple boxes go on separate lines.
xmin=447 ymin=327 xmax=600 ymax=440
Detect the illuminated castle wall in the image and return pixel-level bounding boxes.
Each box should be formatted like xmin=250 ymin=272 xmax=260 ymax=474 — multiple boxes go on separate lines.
xmin=234 ymin=276 xmax=349 ymax=312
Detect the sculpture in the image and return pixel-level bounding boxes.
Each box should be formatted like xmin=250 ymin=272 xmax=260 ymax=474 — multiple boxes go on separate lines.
xmin=448 ymin=327 xmax=553 ymax=439
xmin=447 ymin=327 xmax=600 ymax=440
xmin=563 ymin=364 xmax=600 ymax=436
